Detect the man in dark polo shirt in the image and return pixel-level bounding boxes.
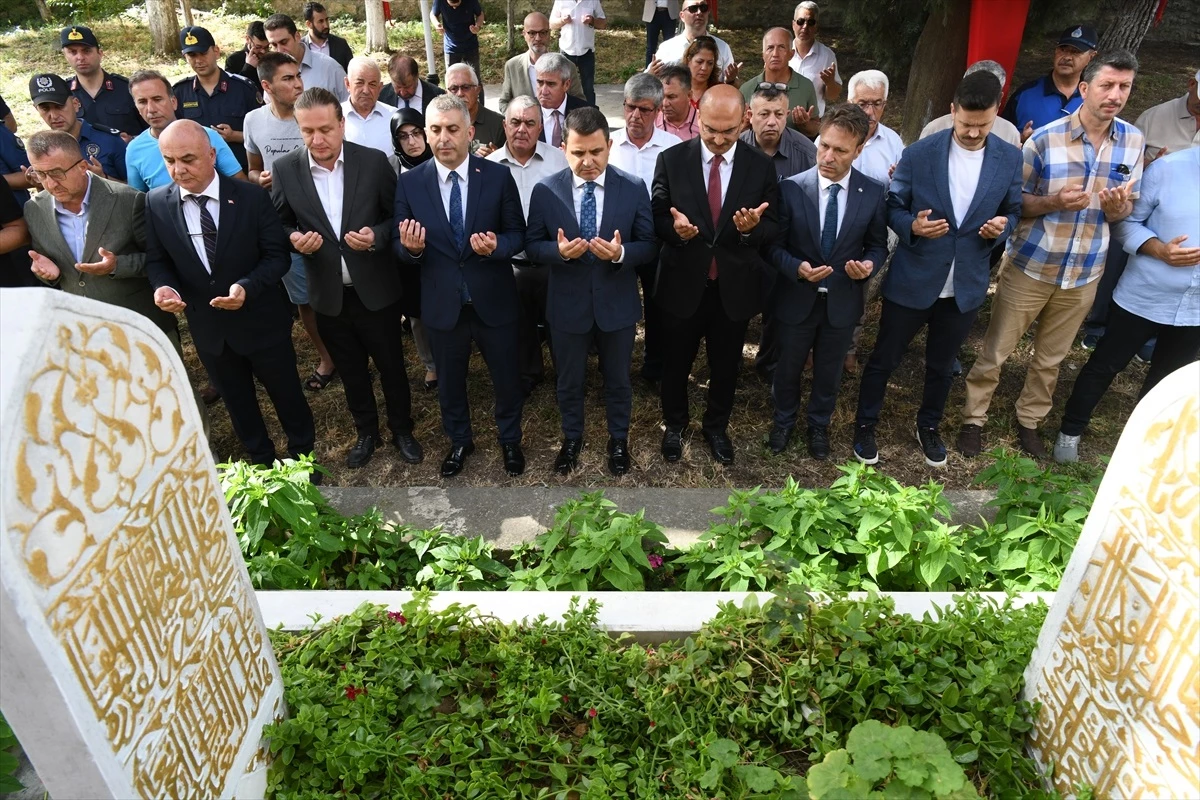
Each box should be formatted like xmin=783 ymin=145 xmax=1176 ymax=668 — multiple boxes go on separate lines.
xmin=173 ymin=26 xmax=263 ymax=172
xmin=1002 ymin=25 xmax=1096 ymax=142
xmin=60 ymin=25 xmax=146 ymax=140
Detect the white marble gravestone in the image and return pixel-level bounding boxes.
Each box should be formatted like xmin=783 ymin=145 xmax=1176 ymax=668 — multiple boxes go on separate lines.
xmin=0 ymin=289 xmax=284 ymax=799
xmin=1024 ymin=362 xmax=1199 ymax=798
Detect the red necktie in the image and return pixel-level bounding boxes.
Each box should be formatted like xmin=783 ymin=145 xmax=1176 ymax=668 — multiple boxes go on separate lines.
xmin=707 ymin=153 xmax=723 ymax=280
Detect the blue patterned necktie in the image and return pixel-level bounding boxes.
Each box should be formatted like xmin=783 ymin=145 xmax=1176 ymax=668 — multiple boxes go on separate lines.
xmin=580 ymin=181 xmax=597 ymax=242
xmin=821 ymin=182 xmax=841 ymax=262
xmin=449 ymin=170 xmax=465 ymax=251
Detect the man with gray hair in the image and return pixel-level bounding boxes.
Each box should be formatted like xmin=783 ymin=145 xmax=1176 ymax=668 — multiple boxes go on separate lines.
xmin=535 ymin=53 xmax=592 ymax=148
xmin=342 ymin=56 xmax=396 ymax=156
xmin=920 ymin=60 xmax=1021 ymax=147
xmin=842 ymin=69 xmax=903 ymax=188
xmin=498 ymin=12 xmax=585 ymax=113
xmin=790 ymin=1 xmax=841 ymax=114
xmin=445 ymin=62 xmax=505 ymax=155
xmin=487 ymin=94 xmax=569 ymax=395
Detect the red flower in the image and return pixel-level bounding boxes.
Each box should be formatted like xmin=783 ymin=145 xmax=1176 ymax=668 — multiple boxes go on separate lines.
xmin=587 ymin=707 xmax=598 ymax=719
xmin=387 ymin=611 xmax=407 ymax=625
xmin=562 ymin=695 xmax=570 ymax=703
xmin=541 ymin=638 xmax=547 ymax=645
xmin=345 ymin=685 xmax=366 ymax=701
xmin=649 ymin=721 xmax=656 ymax=727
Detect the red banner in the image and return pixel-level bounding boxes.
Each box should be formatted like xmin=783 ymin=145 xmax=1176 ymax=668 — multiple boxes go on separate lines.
xmin=967 ymin=0 xmax=1031 ymax=99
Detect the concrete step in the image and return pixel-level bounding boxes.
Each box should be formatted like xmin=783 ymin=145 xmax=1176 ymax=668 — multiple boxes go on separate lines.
xmin=320 ymin=486 xmax=998 ymax=549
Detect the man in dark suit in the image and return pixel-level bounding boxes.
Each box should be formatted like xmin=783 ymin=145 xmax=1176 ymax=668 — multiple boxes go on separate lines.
xmin=145 ymin=119 xmax=315 ymax=469
xmin=394 ymin=94 xmax=528 ymax=478
xmin=651 ymin=84 xmax=780 ymax=465
xmin=766 ymin=104 xmax=888 ymax=459
xmin=380 ymin=53 xmax=445 ymax=111
xmin=525 ymin=107 xmax=659 ymax=476
xmin=302 ymin=2 xmax=353 ymax=71
xmin=854 ymin=71 xmax=1022 ymax=468
xmin=535 ymin=53 xmax=593 ymax=148
xmin=272 ymin=87 xmax=424 ymax=469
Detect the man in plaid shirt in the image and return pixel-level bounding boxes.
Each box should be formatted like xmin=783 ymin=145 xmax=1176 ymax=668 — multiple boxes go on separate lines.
xmin=957 ymin=51 xmax=1144 ymax=459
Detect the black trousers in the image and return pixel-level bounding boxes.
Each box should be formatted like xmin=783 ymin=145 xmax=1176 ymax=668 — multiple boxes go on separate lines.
xmin=771 ymin=295 xmax=855 ymax=430
xmin=315 ymin=290 xmax=413 ymax=439
xmin=1061 ymin=302 xmax=1200 ymax=436
xmin=755 ymin=307 xmax=780 ymax=374
xmin=513 ymin=260 xmax=552 ymax=386
xmin=198 ymin=335 xmax=315 ymax=465
xmin=855 ymin=296 xmax=979 ymax=430
xmin=428 ymin=304 xmax=524 ymax=446
xmin=1084 ymin=246 xmax=1129 ymax=333
xmin=564 ymin=49 xmax=596 ymax=106
xmin=638 ymin=262 xmax=664 ymax=380
xmin=552 ymin=323 xmax=635 ymax=440
xmin=644 ymin=8 xmax=674 ymax=66
xmin=660 ymin=280 xmax=749 ymax=434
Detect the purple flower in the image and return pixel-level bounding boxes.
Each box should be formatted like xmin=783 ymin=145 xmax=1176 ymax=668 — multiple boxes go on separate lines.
xmin=648 ymin=553 xmax=664 ymax=569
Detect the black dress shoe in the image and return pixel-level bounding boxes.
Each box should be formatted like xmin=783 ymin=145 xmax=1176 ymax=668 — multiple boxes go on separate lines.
xmin=346 ymin=434 xmax=377 ymax=468
xmin=392 ymin=432 xmax=425 ymax=464
xmin=502 ymin=442 xmax=526 ymax=476
xmin=704 ymin=429 xmax=734 ymax=465
xmin=554 ymin=438 xmax=583 ymax=475
xmin=607 ymin=437 xmax=631 ymax=476
xmin=440 ymin=442 xmax=475 ymax=477
xmin=806 ymin=425 xmax=831 ymax=460
xmin=661 ymin=427 xmax=683 ymax=462
xmin=767 ymin=425 xmax=792 ymax=455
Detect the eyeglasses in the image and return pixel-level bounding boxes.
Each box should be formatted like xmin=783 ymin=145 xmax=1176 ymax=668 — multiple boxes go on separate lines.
xmin=28 ymin=158 xmax=83 ymax=182
xmin=855 ymin=100 xmax=886 ymax=110
xmin=623 ymin=102 xmax=657 ymax=116
xmin=794 ymin=17 xmax=816 ymax=27
xmin=447 ymin=84 xmax=478 ymax=93
xmin=524 ymin=28 xmax=549 ymax=37
xmin=506 ymin=118 xmax=540 ymax=128
xmin=757 ymin=82 xmax=788 ymax=91
xmin=683 ymin=3 xmax=708 ymax=13
xmin=397 ymin=131 xmax=424 ymax=142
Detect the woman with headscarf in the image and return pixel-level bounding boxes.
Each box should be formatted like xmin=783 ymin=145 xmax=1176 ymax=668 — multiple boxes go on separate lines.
xmin=391 ymin=107 xmax=438 ymax=390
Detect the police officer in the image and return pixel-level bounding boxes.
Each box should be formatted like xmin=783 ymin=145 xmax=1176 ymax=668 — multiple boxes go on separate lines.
xmin=29 ymin=73 xmax=127 ymax=182
xmin=173 ymin=25 xmax=263 ymax=171
xmin=59 ymin=25 xmax=146 ymax=140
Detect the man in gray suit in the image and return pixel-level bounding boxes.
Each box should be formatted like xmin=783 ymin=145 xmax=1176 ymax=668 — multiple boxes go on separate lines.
xmin=25 ymin=129 xmax=175 ymax=341
xmin=498 ymin=11 xmax=585 ymax=113
xmin=271 ymin=87 xmax=424 ymax=469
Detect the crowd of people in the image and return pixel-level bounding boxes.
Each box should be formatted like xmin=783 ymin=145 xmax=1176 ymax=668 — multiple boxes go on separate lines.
xmin=0 ymin=1 xmax=1197 ymax=482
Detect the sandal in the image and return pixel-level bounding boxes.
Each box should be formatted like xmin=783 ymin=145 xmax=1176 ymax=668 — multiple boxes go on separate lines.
xmin=304 ymin=368 xmax=337 ymax=391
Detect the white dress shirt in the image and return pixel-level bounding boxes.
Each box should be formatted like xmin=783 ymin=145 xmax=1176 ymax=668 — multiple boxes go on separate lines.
xmin=572 ymin=169 xmax=624 ymax=262
xmin=179 ymin=172 xmax=222 ymax=273
xmin=655 ymin=32 xmax=733 ymax=75
xmin=308 ymin=148 xmax=353 ymax=285
xmin=852 ymin=122 xmax=904 ymax=189
xmin=700 ymin=139 xmax=736 ymax=206
xmin=54 ymin=172 xmax=93 ymax=263
xmin=396 ymin=82 xmax=423 ymax=110
xmin=486 ymin=141 xmax=568 ymax=218
xmin=434 ymin=158 xmax=470 ymax=231
xmin=609 ymin=126 xmax=682 ymax=193
xmin=551 ymin=0 xmax=606 ymax=55
xmin=342 ymin=99 xmax=398 ymax=156
xmin=815 ymin=170 xmax=850 ymax=291
xmin=789 ymin=40 xmax=841 ymax=115
xmin=940 ymin=138 xmax=986 ymax=298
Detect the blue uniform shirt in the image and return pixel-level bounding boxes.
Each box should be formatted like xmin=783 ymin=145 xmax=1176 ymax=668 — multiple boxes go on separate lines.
xmin=432 ymin=0 xmax=482 ymax=53
xmin=75 ymin=118 xmax=128 ymax=182
xmin=1001 ymin=74 xmax=1084 ymax=133
xmin=125 ymin=126 xmax=243 ymax=191
xmin=67 ymin=71 xmax=148 ymax=138
xmin=172 ymin=70 xmax=262 ymax=171
xmin=0 ymin=126 xmax=30 ymax=208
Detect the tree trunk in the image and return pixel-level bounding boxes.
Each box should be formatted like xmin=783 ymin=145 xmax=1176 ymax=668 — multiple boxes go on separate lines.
xmin=899 ymin=0 xmax=972 ymax=145
xmin=506 ymin=0 xmax=516 ymax=57
xmin=147 ymin=0 xmax=180 ymax=57
xmin=366 ymin=0 xmax=389 ymax=53
xmin=1097 ymin=0 xmax=1161 ymax=54
xmin=33 ymin=0 xmax=51 ymax=22
xmin=179 ymin=0 xmax=193 ymax=28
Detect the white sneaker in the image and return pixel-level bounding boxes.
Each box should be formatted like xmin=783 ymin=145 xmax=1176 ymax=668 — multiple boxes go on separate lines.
xmin=1053 ymin=432 xmax=1081 ymax=464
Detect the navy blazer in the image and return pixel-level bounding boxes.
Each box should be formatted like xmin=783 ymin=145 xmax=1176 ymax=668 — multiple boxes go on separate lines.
xmin=885 ymin=130 xmax=1022 ymax=312
xmin=393 ymin=155 xmax=527 ymax=331
xmin=767 ymin=166 xmax=889 ymax=328
xmin=524 ymin=166 xmax=659 ymax=334
xmin=144 ymin=175 xmax=292 ymax=355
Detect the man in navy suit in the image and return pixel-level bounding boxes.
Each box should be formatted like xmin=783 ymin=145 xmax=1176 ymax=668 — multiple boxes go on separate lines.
xmin=766 ymin=104 xmax=888 ymax=460
xmin=535 ymin=53 xmax=593 ymax=147
xmin=394 ymin=94 xmax=528 ymax=478
xmin=525 ymin=107 xmax=659 ymax=476
xmin=853 ymin=71 xmax=1021 ymax=467
xmin=145 ymin=119 xmax=315 ymax=469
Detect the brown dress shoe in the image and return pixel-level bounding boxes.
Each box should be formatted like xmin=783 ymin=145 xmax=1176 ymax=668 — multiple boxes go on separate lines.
xmin=1017 ymin=424 xmax=1048 ymax=459
xmin=956 ymin=424 xmax=982 ymax=457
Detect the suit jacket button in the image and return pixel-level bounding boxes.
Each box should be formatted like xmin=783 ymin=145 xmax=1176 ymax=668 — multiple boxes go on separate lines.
xmin=209 ymin=280 xmax=216 ymax=286
xmin=78 ymin=279 xmax=86 ymax=287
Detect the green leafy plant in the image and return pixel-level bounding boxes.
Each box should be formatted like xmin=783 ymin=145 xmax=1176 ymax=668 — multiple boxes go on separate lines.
xmin=410 ymin=528 xmax=510 ymax=590
xmin=800 ymin=720 xmax=980 ymax=799
xmin=0 ymin=712 xmax=23 ymax=793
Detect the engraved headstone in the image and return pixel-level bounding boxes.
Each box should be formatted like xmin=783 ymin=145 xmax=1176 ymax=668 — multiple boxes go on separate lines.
xmin=0 ymin=289 xmax=284 ymax=799
xmin=1024 ymin=362 xmax=1200 ymax=798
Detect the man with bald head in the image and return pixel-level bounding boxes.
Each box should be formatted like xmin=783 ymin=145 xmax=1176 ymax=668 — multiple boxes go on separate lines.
xmin=144 ymin=119 xmax=316 ymax=472
xmin=499 ymin=11 xmax=585 ymax=113
xmin=739 ymin=28 xmax=819 ymax=136
xmin=651 ymin=84 xmax=779 ymax=466
xmin=342 ymin=56 xmax=396 ymax=155
xmin=379 ymin=52 xmax=445 ymax=111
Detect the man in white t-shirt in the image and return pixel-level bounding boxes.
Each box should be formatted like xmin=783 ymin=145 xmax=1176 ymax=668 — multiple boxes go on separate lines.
xmin=550 ymin=0 xmax=607 ymax=106
xmin=789 ymin=1 xmax=841 ymax=114
xmin=851 ymin=71 xmax=1022 ymax=469
xmin=647 ymin=1 xmax=738 ymax=86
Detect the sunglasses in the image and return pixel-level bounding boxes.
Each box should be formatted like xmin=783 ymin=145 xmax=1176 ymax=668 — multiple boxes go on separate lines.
xmin=794 ymin=17 xmax=816 ymax=27
xmin=757 ymin=82 xmax=788 ymax=91
xmin=683 ymin=3 xmax=709 ymax=14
